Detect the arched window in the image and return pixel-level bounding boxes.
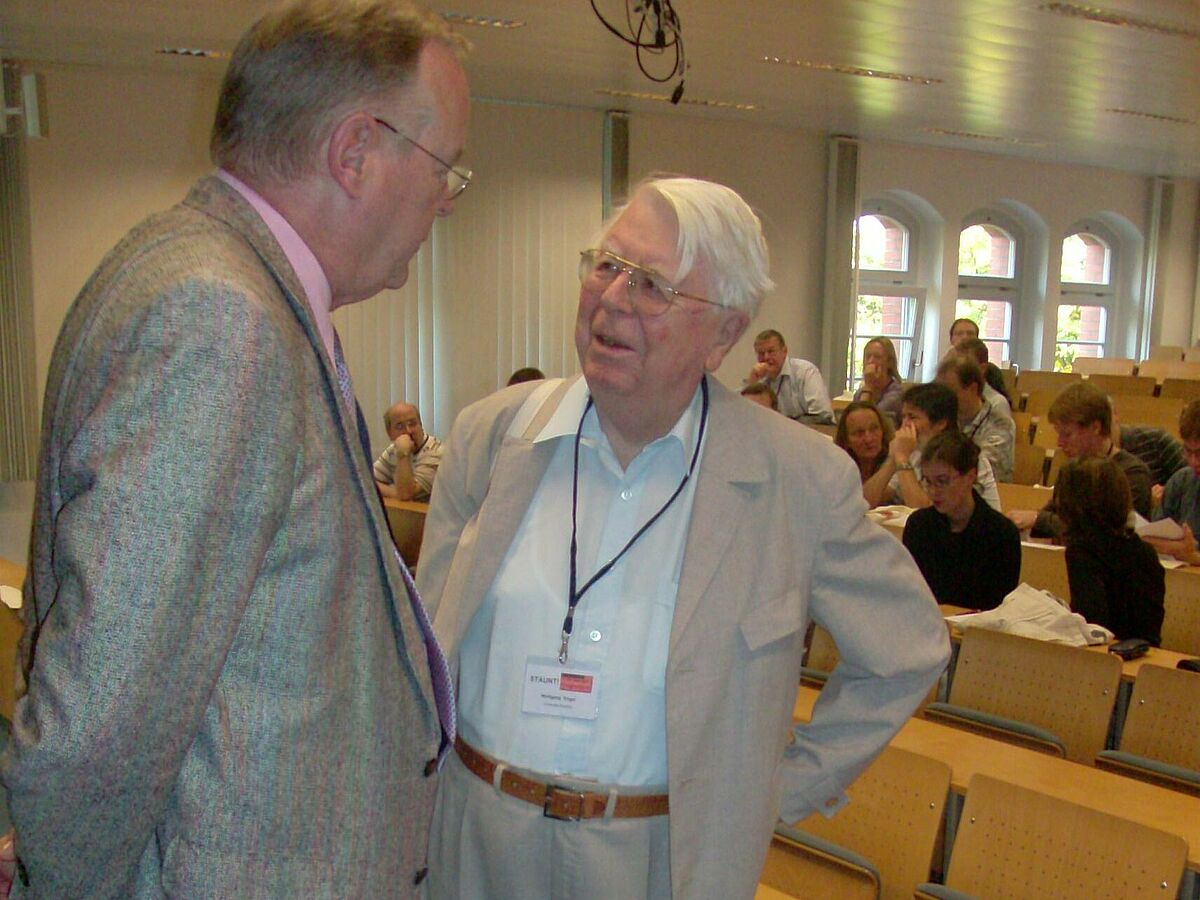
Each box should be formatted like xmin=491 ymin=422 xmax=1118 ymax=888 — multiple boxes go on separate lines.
xmin=1056 ymin=230 xmax=1115 ymax=371
xmin=957 ymin=216 xmax=1021 ymax=363
xmin=851 ymin=202 xmax=925 ymax=390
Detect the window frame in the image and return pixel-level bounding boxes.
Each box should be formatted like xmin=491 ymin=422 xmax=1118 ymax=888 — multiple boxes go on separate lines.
xmin=1055 ymin=223 xmax=1119 ymax=369
xmin=853 ymin=199 xmax=926 ymax=390
xmin=957 ymin=212 xmax=1023 ymax=366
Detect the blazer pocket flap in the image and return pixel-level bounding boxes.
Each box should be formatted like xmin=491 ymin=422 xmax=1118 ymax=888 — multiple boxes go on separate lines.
xmin=739 ymin=588 xmax=803 ymax=652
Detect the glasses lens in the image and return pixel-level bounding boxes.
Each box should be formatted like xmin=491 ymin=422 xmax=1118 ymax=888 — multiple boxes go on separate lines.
xmin=629 ymin=270 xmax=671 ymax=315
xmin=447 ymin=168 xmax=471 ymax=198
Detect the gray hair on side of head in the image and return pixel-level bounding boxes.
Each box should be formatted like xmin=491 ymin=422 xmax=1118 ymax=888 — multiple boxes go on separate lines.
xmin=210 ymin=0 xmax=468 ymax=185
xmin=599 ymin=176 xmax=775 ymax=316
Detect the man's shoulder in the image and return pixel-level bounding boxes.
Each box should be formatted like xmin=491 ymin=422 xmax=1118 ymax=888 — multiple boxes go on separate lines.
xmin=1115 ymin=447 xmax=1152 ymax=475
xmin=1164 ymin=465 xmax=1198 ymax=495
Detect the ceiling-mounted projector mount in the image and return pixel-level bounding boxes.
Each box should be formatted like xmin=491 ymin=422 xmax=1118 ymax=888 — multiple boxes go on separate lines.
xmin=590 ymin=0 xmax=687 ymax=103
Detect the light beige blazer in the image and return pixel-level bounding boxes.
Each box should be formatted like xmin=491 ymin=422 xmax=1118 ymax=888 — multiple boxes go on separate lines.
xmin=418 ymin=375 xmax=950 ymax=899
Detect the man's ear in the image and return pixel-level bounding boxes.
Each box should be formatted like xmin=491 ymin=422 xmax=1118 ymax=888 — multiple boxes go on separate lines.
xmin=705 ymin=309 xmax=750 ymax=372
xmin=326 ymin=113 xmax=376 ymax=199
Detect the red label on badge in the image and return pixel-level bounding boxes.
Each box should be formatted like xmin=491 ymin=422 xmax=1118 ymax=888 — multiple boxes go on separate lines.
xmin=560 ymin=673 xmax=594 ymax=694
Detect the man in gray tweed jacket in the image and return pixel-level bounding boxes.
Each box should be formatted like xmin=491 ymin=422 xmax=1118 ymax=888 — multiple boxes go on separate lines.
xmin=1 ymin=1 xmax=469 ymax=896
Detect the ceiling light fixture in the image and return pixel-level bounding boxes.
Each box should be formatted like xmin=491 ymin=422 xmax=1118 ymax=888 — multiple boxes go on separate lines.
xmin=761 ymin=57 xmax=941 ymax=85
xmin=440 ymin=12 xmax=525 ymax=29
xmin=922 ymin=127 xmax=1044 ymax=145
xmin=1038 ymin=3 xmax=1200 ymax=40
xmin=155 ymin=47 xmax=228 ymax=59
xmin=595 ymin=88 xmax=758 ymax=111
xmin=1106 ymin=107 xmax=1195 ymax=125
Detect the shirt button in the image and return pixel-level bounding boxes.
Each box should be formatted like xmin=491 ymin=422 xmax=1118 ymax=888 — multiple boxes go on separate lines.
xmin=589 ymin=630 xmax=602 ymax=642
xmin=424 ymin=758 xmax=437 ymax=777
xmin=414 ymin=867 xmax=429 ymax=886
xmin=620 ymin=488 xmax=633 ymax=501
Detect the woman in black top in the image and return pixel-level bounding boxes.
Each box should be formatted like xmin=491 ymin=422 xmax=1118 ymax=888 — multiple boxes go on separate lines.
xmin=1054 ymin=456 xmax=1165 ymax=644
xmin=902 ymin=430 xmax=1021 ymax=610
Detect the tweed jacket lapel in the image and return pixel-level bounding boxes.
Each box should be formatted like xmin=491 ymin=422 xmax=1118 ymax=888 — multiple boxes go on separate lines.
xmin=670 ymin=377 xmax=772 ymax=648
xmin=182 ymin=176 xmax=434 ymax=712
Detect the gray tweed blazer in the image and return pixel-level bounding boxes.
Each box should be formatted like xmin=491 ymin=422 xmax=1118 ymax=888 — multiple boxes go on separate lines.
xmin=3 ymin=176 xmax=441 ymax=898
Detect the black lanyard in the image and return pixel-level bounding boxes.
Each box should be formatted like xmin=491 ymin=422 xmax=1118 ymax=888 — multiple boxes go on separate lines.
xmin=559 ymin=379 xmax=709 ymax=663
xmin=965 ymin=404 xmax=991 ymax=440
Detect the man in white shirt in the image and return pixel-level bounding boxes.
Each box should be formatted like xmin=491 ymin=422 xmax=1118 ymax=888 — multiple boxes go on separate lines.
xmin=746 ymin=329 xmax=835 ymax=423
xmin=374 ymin=400 xmax=445 ymax=501
xmin=416 ymin=176 xmax=948 ymax=900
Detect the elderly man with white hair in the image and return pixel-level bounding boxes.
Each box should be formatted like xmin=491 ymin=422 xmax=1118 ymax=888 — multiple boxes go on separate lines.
xmin=416 ymin=176 xmax=949 ymax=900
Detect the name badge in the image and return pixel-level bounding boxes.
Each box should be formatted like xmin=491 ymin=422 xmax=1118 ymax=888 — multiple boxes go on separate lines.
xmin=521 ymin=657 xmax=600 ymax=720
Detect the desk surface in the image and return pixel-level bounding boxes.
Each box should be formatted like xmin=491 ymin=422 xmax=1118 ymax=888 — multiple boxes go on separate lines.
xmin=794 ymin=685 xmax=1200 ymax=870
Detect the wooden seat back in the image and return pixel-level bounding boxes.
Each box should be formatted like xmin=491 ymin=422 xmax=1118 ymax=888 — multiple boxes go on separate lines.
xmin=942 ymin=628 xmax=1120 ymax=764
xmin=764 ymin=746 xmax=951 ymax=900
xmin=1072 ymin=357 xmax=1136 ymax=377
xmin=1084 ymin=374 xmax=1156 ymax=396
xmin=934 ymin=774 xmax=1187 ymax=899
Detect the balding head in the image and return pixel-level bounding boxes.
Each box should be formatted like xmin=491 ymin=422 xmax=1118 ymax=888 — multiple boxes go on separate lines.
xmin=384 ymin=401 xmax=425 ymax=446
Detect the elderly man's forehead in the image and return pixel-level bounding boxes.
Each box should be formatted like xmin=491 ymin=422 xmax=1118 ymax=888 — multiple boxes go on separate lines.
xmin=600 ymin=192 xmax=681 ymax=269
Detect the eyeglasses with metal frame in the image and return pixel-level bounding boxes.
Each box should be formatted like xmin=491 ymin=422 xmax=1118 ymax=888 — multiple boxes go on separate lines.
xmin=577 ymin=248 xmax=718 ymax=317
xmin=372 ymin=116 xmax=472 ymax=200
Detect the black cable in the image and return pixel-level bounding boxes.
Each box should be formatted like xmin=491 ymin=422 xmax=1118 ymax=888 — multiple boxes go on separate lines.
xmin=590 ymin=0 xmax=686 ymax=84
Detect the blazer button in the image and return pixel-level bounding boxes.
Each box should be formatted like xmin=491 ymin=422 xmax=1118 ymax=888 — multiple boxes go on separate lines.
xmin=414 ymin=867 xmax=429 ymax=886
xmin=424 ymin=758 xmax=438 ymax=777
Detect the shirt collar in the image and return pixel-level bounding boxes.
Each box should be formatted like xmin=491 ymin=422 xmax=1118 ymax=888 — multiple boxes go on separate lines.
xmin=217 ymin=169 xmax=336 ymax=362
xmin=531 ymin=377 xmax=705 ymax=467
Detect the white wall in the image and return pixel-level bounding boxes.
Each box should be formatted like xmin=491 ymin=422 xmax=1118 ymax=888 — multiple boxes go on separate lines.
xmin=629 ymin=114 xmax=829 ymax=392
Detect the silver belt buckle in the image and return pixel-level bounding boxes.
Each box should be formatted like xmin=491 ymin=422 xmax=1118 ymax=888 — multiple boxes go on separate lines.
xmin=543 ymin=784 xmax=588 ymax=820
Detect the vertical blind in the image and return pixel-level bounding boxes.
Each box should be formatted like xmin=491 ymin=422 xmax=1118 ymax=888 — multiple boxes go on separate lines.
xmin=334 ymin=101 xmax=604 ymax=451
xmin=0 ymin=68 xmax=39 ymax=482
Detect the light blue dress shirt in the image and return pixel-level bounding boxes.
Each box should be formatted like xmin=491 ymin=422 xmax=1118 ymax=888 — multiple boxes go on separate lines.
xmin=457 ymin=378 xmax=705 ymax=786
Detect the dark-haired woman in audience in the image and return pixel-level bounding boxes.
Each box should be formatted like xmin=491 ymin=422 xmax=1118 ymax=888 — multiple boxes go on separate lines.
xmin=835 ymin=401 xmax=893 ymax=483
xmin=901 ymin=430 xmax=1021 ymax=611
xmin=853 ymin=337 xmax=903 ymax=426
xmin=1054 ymin=456 xmax=1165 ymax=644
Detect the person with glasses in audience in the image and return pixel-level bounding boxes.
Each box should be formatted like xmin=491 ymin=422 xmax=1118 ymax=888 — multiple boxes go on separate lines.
xmin=2 ymin=2 xmax=469 ymax=895
xmin=745 ymin=329 xmax=835 ymax=424
xmin=935 ymin=354 xmax=1015 ymax=483
xmin=416 ymin=176 xmax=948 ymax=900
xmin=902 ymin=430 xmax=1021 ymax=611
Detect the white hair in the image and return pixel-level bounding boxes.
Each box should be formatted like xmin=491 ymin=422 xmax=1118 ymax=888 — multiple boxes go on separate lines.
xmin=607 ymin=176 xmax=775 ymax=316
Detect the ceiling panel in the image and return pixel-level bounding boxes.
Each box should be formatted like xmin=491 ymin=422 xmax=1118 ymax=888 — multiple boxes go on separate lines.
xmin=1 ymin=0 xmax=1196 ymax=177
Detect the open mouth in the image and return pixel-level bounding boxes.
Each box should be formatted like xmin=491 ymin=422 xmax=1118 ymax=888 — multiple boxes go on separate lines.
xmin=595 ymin=333 xmax=633 ymax=352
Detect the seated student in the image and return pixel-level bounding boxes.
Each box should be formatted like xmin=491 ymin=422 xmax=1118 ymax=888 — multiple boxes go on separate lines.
xmin=936 ymin=354 xmax=1015 ymax=483
xmin=1146 ymin=399 xmax=1200 ymax=564
xmin=506 ymin=366 xmax=545 ymax=386
xmin=863 ymin=382 xmax=1001 ymax=511
xmin=902 ymin=430 xmax=1021 ymax=611
xmin=373 ymin=401 xmax=444 ymax=501
xmin=954 ymin=336 xmax=1013 ymax=414
xmin=1118 ymin=422 xmax=1187 ymax=490
xmin=1008 ymin=382 xmax=1152 ymax=538
xmin=740 ymin=381 xmax=779 ymax=411
xmin=834 ymin=400 xmax=893 ymax=482
xmin=745 ymin=328 xmax=835 ymax=423
xmin=1055 ymin=456 xmax=1165 ymax=645
xmin=852 ymin=336 xmax=904 ymax=426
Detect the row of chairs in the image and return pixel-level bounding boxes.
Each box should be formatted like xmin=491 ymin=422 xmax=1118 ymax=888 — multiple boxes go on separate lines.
xmin=806 ymin=624 xmax=1200 ymax=786
xmin=782 ymin=627 xmax=1199 ymax=898
xmin=762 ymin=756 xmax=1189 ymax=900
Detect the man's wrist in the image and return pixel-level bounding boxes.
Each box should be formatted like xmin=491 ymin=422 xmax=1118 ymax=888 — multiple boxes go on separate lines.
xmin=895 ymin=461 xmax=915 ymax=472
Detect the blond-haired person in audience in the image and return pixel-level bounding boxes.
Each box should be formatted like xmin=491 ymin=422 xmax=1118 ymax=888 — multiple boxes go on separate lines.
xmin=1008 ymin=382 xmax=1152 ymax=538
xmin=852 ymin=337 xmax=903 ymax=426
xmin=1146 ymin=399 xmax=1200 ymax=565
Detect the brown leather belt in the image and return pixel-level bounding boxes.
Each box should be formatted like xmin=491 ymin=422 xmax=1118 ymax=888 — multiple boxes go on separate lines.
xmin=454 ymin=737 xmax=669 ymax=820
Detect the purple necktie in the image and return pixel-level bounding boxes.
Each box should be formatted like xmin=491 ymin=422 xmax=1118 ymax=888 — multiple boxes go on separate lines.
xmin=332 ymin=332 xmax=456 ymax=759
